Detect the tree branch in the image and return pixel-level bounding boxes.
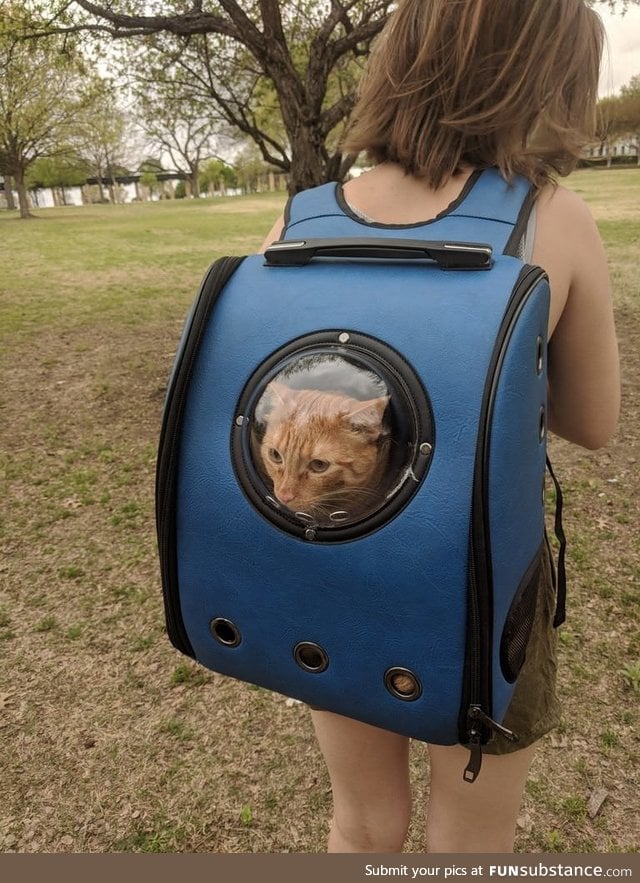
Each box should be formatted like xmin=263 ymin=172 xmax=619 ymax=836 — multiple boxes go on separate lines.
xmin=32 ymin=1 xmax=243 ymax=40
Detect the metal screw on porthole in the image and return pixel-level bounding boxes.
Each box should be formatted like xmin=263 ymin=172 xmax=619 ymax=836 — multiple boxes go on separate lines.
xmin=384 ymin=667 xmax=422 ymax=701
xmin=294 ymin=641 xmax=329 ymax=673
xmin=338 ymin=332 xmax=350 ymax=344
xmin=305 ymin=528 xmax=317 ymax=541
xmin=420 ymin=442 xmax=433 ymax=456
xmin=235 ymin=415 xmax=245 ymax=427
xmin=210 ymin=617 xmax=242 ymax=647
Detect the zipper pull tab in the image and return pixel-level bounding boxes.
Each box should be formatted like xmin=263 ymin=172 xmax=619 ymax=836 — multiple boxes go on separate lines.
xmin=463 ymin=732 xmax=483 ymax=783
xmin=469 ymin=705 xmax=519 ymax=743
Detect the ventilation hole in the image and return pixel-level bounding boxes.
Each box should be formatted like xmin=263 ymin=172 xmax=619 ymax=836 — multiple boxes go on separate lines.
xmin=384 ymin=667 xmax=422 ymax=701
xmin=539 ymin=406 xmax=546 ymax=442
xmin=210 ymin=617 xmax=241 ymax=647
xmin=536 ymin=336 xmax=544 ymax=375
xmin=293 ymin=642 xmax=329 ymax=673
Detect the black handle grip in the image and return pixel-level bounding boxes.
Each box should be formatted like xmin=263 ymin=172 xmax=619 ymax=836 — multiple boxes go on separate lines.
xmin=264 ymin=237 xmax=493 ymax=270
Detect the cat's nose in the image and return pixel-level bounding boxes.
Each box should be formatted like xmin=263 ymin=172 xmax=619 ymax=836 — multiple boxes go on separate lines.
xmin=278 ymin=490 xmax=296 ymax=504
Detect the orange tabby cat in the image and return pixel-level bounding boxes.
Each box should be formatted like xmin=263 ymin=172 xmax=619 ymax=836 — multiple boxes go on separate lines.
xmin=259 ymin=380 xmax=390 ymax=522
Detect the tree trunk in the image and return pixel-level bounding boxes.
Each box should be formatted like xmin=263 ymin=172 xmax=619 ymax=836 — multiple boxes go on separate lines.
xmin=190 ymin=166 xmax=200 ymax=198
xmin=14 ymin=167 xmax=34 ymax=219
xmin=108 ymin=174 xmax=117 ymax=203
xmin=4 ymin=176 xmax=16 ymax=210
xmin=96 ymin=166 xmax=105 ymax=203
xmin=288 ymin=127 xmax=330 ymax=194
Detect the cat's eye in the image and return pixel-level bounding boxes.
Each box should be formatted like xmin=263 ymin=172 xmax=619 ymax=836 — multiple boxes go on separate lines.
xmin=309 ymin=459 xmax=330 ymax=473
xmin=268 ymin=447 xmax=283 ymax=464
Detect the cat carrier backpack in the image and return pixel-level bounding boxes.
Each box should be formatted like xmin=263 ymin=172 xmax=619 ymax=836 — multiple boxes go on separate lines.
xmin=156 ymin=168 xmax=566 ymax=781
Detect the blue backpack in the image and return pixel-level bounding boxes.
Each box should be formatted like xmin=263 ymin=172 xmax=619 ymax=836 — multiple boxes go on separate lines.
xmin=156 ymin=169 xmax=565 ymax=781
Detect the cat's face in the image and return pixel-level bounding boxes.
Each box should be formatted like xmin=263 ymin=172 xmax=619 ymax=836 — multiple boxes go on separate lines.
xmin=258 ymin=381 xmax=390 ymax=519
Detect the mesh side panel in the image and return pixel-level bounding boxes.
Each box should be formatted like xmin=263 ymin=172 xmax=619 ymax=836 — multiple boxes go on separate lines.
xmin=500 ymin=555 xmax=542 ymax=683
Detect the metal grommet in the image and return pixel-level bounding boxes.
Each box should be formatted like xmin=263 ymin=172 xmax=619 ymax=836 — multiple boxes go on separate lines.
xmin=210 ymin=617 xmax=241 ymax=647
xmin=384 ymin=667 xmax=422 ymax=701
xmin=539 ymin=406 xmax=546 ymax=442
xmin=338 ymin=332 xmax=350 ymax=344
xmin=419 ymin=442 xmax=433 ymax=456
xmin=329 ymin=510 xmax=350 ymax=523
xmin=235 ymin=415 xmax=245 ymax=427
xmin=265 ymin=495 xmax=281 ymax=509
xmin=536 ymin=336 xmax=544 ymax=375
xmin=293 ymin=642 xmax=329 ymax=673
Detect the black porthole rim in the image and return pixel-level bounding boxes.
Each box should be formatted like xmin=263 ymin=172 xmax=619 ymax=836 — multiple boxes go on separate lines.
xmin=293 ymin=641 xmax=330 ymax=673
xmin=384 ymin=666 xmax=423 ymax=701
xmin=209 ymin=616 xmax=242 ymax=647
xmin=230 ymin=329 xmax=435 ymax=543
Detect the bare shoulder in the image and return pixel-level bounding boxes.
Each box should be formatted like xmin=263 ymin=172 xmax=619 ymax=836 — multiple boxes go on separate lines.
xmin=536 ymin=182 xmax=601 ymax=244
xmin=532 ymin=181 xmax=609 ymax=333
xmin=259 ymin=213 xmax=286 ymax=254
xmin=535 ymin=182 xmax=607 ymax=261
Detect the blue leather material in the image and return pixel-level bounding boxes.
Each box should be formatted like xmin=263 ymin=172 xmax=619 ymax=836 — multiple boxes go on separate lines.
xmin=285 ymin=170 xmax=531 ymax=255
xmin=166 ymin=169 xmax=549 ymax=744
xmin=174 ymin=258 xmax=544 ymax=744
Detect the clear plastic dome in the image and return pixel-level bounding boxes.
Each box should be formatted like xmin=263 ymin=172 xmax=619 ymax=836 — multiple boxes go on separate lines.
xmin=245 ymin=348 xmax=429 ymax=531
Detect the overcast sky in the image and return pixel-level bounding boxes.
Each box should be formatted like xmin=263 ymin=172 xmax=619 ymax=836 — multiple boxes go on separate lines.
xmin=597 ymin=4 xmax=640 ymax=95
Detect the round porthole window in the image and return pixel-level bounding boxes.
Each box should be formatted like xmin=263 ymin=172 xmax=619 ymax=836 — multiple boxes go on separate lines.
xmin=231 ymin=331 xmax=434 ymax=542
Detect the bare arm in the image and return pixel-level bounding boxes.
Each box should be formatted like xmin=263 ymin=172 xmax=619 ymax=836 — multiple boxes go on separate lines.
xmin=534 ymin=187 xmax=620 ymax=450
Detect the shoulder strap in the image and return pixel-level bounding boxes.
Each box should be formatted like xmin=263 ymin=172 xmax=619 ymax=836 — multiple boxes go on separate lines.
xmin=447 ymin=169 xmax=536 ymax=256
xmin=283 ymin=170 xmax=536 ymax=257
xmin=283 ymin=183 xmax=343 ymax=228
xmin=545 ymin=457 xmax=567 ymax=628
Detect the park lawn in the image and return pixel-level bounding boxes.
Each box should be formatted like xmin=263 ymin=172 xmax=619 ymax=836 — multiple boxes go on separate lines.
xmin=0 ymin=193 xmax=285 ymax=340
xmin=0 ymin=173 xmax=638 ymax=853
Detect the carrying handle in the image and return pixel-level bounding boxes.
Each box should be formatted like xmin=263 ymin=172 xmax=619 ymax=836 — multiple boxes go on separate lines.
xmin=264 ymin=237 xmax=493 ymax=270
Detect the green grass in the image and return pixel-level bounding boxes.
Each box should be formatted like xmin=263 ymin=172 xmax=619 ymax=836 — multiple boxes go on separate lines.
xmin=0 ymin=192 xmax=284 ymax=342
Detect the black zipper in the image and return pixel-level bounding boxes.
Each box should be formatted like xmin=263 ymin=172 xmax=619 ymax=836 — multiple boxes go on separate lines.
xmin=156 ymin=255 xmax=245 ymax=655
xmin=460 ymin=264 xmax=547 ymax=782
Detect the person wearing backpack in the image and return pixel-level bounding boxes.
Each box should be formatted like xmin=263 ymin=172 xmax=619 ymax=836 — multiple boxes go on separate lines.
xmin=259 ymin=0 xmax=620 ymax=854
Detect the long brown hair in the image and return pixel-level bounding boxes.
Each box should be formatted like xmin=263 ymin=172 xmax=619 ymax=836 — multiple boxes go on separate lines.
xmin=343 ymin=0 xmax=605 ymax=190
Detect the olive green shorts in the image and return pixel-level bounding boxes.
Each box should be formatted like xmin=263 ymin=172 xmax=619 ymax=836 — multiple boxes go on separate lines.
xmin=484 ymin=546 xmax=562 ymax=754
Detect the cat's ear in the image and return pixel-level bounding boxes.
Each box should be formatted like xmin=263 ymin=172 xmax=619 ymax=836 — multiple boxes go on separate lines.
xmin=343 ymin=396 xmax=389 ymax=440
xmin=267 ymin=380 xmax=295 ymax=407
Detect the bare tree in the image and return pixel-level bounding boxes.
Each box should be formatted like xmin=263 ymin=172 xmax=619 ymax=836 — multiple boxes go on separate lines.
xmin=131 ymin=67 xmax=232 ymax=198
xmin=0 ymin=3 xmax=94 ymax=217
xmin=25 ymin=1 xmax=395 ymax=192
